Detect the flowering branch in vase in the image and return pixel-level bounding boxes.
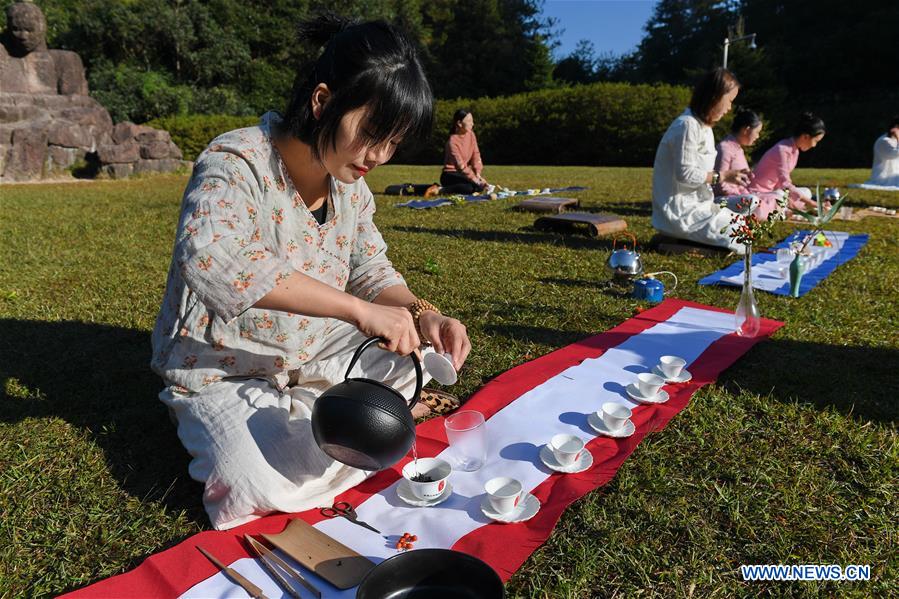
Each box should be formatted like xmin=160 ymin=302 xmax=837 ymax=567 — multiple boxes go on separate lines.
xmin=719 ymin=190 xmax=789 ymax=247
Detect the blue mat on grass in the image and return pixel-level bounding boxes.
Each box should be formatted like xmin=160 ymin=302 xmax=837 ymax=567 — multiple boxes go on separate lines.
xmin=697 ymin=230 xmax=869 ymax=297
xmin=394 ymin=186 xmax=588 ymax=209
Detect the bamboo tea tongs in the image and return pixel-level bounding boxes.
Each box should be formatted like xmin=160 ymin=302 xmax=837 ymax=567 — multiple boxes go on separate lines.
xmin=244 ymin=534 xmax=322 ymax=599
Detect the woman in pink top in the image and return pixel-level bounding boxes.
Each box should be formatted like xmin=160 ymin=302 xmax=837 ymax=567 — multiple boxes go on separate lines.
xmin=714 ymin=108 xmax=763 ymax=197
xmin=749 ymin=112 xmax=826 ymax=214
xmin=440 ymin=109 xmax=490 ymax=194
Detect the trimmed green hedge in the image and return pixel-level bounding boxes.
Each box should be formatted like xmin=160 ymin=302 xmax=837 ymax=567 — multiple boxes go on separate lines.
xmin=145 ymin=115 xmax=257 ymax=162
xmin=404 ymin=82 xmax=693 ymax=166
xmin=148 ymin=82 xmax=697 ymax=166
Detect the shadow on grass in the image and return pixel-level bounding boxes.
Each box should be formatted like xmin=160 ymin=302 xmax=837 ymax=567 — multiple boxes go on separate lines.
xmin=485 ymin=321 xmax=896 ymax=423
xmin=0 ymin=318 xmax=204 ymax=521
xmin=721 ymin=338 xmax=897 ymax=423
xmin=574 ymin=201 xmax=653 ymax=217
xmin=483 ymin=323 xmax=598 ymax=349
xmin=389 ymin=225 xmax=618 ymax=250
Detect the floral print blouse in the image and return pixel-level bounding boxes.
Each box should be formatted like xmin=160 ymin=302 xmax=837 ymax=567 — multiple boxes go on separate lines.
xmin=151 ymin=112 xmax=405 ymax=393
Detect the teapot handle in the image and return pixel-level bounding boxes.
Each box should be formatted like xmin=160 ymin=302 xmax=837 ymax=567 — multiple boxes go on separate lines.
xmin=344 ymin=337 xmax=423 ymax=410
xmin=612 ymin=231 xmax=637 ymax=251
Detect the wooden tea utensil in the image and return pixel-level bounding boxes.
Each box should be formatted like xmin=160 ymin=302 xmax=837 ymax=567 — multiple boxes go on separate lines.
xmin=244 ymin=534 xmax=322 ymax=599
xmin=261 ymin=518 xmax=375 ymax=589
xmin=196 ymin=545 xmax=269 ymax=599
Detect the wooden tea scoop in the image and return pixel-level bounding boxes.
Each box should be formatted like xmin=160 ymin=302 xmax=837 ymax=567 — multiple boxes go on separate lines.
xmin=245 ymin=535 xmax=322 ymax=599
xmin=196 ymin=545 xmax=269 ymax=599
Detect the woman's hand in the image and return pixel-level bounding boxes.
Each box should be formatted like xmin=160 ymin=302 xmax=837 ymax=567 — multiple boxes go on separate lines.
xmin=723 ymin=168 xmax=751 ymax=186
xmin=353 ymin=302 xmax=420 ymax=356
xmin=418 ymin=311 xmax=471 ymax=371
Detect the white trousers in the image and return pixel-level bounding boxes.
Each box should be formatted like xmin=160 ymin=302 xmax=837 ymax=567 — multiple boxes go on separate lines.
xmin=160 ymin=321 xmax=430 ymax=530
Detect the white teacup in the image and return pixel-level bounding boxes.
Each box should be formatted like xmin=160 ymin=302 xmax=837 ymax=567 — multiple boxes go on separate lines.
xmin=484 ymin=476 xmax=523 ymax=514
xmin=658 ymin=355 xmax=686 ymax=379
xmin=549 ymin=434 xmax=584 ymax=465
xmin=637 ymin=372 xmax=665 ymax=398
xmin=402 ymin=457 xmax=452 ymax=500
xmin=422 ymin=347 xmax=457 ymax=386
xmin=600 ymin=402 xmax=632 ymax=431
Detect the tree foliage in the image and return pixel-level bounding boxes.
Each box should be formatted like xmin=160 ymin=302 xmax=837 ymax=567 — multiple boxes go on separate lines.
xmin=588 ymin=0 xmax=899 ymax=166
xmin=6 ymin=0 xmax=555 ymax=122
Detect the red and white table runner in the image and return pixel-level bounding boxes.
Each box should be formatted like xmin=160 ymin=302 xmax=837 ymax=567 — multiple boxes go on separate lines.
xmin=64 ymin=299 xmax=783 ymax=598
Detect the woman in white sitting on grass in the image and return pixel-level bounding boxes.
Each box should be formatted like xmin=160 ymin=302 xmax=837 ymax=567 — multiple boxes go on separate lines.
xmin=651 ymin=67 xmax=750 ymax=253
xmin=862 ymin=116 xmax=899 ymax=188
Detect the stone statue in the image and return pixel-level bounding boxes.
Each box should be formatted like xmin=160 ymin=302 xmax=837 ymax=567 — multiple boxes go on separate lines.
xmin=0 ymin=1 xmax=189 ymax=182
xmin=0 ymin=0 xmax=89 ymax=95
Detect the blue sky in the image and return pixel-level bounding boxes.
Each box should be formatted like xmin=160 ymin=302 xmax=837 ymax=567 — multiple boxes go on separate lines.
xmin=540 ymin=0 xmax=658 ymax=59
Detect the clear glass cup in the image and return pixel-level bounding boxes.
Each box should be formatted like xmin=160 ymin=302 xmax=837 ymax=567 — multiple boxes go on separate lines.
xmin=775 ymin=248 xmax=793 ymax=262
xmin=444 ymin=410 xmax=487 ymax=471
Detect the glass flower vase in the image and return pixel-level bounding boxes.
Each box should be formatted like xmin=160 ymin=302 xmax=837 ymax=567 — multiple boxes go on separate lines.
xmin=788 ymin=253 xmax=805 ymax=297
xmin=735 ymin=243 xmax=761 ymax=337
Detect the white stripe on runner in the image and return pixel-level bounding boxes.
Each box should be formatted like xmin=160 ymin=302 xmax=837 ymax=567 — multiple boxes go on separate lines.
xmin=182 ymin=307 xmax=735 ymax=598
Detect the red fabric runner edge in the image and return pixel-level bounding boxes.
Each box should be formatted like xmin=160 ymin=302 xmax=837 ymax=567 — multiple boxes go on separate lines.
xmin=61 ymin=299 xmax=783 ymax=597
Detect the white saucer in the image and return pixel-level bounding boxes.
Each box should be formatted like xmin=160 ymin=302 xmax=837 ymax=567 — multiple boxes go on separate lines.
xmin=587 ymin=412 xmax=636 ymax=438
xmin=625 ymin=383 xmax=669 ymax=404
xmin=480 ymin=492 xmax=540 ymax=523
xmin=539 ymin=444 xmax=593 ymax=473
xmin=423 ymin=350 xmax=457 ymax=385
xmin=652 ymin=365 xmax=692 ymax=384
xmin=396 ymin=478 xmax=453 ymax=507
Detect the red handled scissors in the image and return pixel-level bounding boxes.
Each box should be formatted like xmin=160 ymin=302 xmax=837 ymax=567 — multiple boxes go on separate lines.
xmin=320 ymin=501 xmax=380 ymax=534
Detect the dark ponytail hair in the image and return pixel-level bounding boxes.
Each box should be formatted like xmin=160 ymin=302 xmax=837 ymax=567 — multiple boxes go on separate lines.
xmin=793 ymin=112 xmax=826 ymax=138
xmin=280 ymin=13 xmax=433 ymax=160
xmin=689 ymin=67 xmax=740 ymax=125
xmin=731 ymin=108 xmax=761 ymax=134
xmin=449 ymin=109 xmax=470 ymax=136
xmin=889 ymin=116 xmax=899 ymax=130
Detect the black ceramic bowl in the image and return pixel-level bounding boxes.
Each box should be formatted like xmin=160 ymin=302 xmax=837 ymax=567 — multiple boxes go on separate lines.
xmin=357 ymin=549 xmax=504 ymax=599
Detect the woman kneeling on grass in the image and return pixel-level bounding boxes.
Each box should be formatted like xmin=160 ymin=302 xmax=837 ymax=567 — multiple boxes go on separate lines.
xmin=151 ymin=15 xmax=471 ymax=530
xmin=651 ymin=67 xmax=750 ymax=252
xmin=748 ymin=112 xmax=827 ymax=215
xmin=438 ymin=109 xmax=492 ymax=195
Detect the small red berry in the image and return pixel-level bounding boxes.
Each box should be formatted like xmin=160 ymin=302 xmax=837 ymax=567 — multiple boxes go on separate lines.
xmin=410 ymin=535 xmax=418 ymax=542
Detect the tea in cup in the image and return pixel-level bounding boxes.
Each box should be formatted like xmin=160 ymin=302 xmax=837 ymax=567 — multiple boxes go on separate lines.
xmin=601 ymin=402 xmax=632 ymax=431
xmin=636 ymin=372 xmax=665 ymax=397
xmin=484 ymin=476 xmax=523 ymax=514
xmin=549 ymin=434 xmax=584 ymax=465
xmin=658 ymin=355 xmax=686 ymax=379
xmin=402 ymin=457 xmax=452 ymax=500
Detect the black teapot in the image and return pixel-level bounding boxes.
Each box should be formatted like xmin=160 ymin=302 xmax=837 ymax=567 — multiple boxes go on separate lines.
xmin=311 ymin=336 xmax=422 ymax=470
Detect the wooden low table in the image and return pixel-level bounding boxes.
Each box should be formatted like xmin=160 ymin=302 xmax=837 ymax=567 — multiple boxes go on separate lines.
xmin=515 ymin=197 xmax=580 ymax=213
xmin=533 ymin=212 xmax=627 ymax=237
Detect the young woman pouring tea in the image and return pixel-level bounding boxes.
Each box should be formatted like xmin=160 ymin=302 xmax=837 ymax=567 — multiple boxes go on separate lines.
xmin=151 ymin=15 xmax=471 ymax=530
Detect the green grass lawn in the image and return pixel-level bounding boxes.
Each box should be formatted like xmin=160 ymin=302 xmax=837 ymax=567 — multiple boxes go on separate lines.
xmin=1 ymin=166 xmax=896 ymax=597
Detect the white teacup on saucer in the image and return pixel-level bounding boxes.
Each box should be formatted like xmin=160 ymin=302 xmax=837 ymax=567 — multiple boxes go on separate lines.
xmin=588 ymin=412 xmax=635 ymax=437
xmin=625 ymin=383 xmax=669 ymax=404
xmin=549 ymin=434 xmax=584 ymax=466
xmin=636 ymin=372 xmax=665 ymax=397
xmin=652 ymin=364 xmax=692 ymax=384
xmin=658 ymin=356 xmax=686 ymax=379
xmin=600 ymin=402 xmax=631 ymax=431
xmin=401 ymin=457 xmax=452 ymax=501
xmin=484 ymin=476 xmax=523 ymax=514
xmin=540 ymin=444 xmax=593 ymax=473
xmin=480 ymin=492 xmax=540 ymax=523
